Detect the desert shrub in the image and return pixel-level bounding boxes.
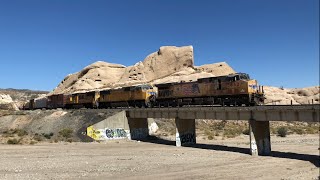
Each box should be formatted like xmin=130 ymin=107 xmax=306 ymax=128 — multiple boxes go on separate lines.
xmin=242 ymin=128 xmax=250 ymax=135
xmin=277 ymin=127 xmax=288 ymax=137
xmin=270 ymin=127 xmax=276 ymax=134
xmin=59 ymin=128 xmax=73 ymax=138
xmin=67 ymin=138 xmax=73 ymax=143
xmin=43 ymin=134 xmax=51 ymax=139
xmin=33 ymin=135 xmax=42 ymax=141
xmin=7 ymin=138 xmax=19 ymax=144
xmin=29 ymin=141 xmax=37 ymax=145
xmin=305 ymin=126 xmax=318 ymax=134
xmin=213 ymin=120 xmax=227 ymax=130
xmin=223 ymin=129 xmax=242 ymax=138
xmin=289 ymin=127 xmax=305 ymax=135
xmin=204 ymin=129 xmax=213 ymax=136
xmin=222 ymin=123 xmax=243 ymax=138
xmin=207 ymin=135 xmax=214 ymax=140
xmin=169 ymin=129 xmax=176 ymax=136
xmin=42 ymin=132 xmax=54 ymax=139
xmin=17 ymin=129 xmax=28 ymax=137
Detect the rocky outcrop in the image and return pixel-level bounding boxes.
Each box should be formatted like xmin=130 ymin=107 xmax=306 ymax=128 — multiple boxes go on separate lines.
xmin=0 ymin=94 xmax=18 ymax=110
xmin=52 ymin=46 xmax=235 ymax=94
xmin=52 ymin=61 xmax=126 ymax=94
xmin=264 ymin=86 xmax=319 ymax=105
xmin=118 ymin=46 xmax=194 ymax=84
xmin=0 ymin=94 xmax=13 ymax=104
xmin=153 ymin=62 xmax=236 ymax=84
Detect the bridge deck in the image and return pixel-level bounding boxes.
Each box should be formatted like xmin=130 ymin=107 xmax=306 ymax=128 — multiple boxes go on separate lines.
xmin=126 ymin=105 xmax=320 ymax=122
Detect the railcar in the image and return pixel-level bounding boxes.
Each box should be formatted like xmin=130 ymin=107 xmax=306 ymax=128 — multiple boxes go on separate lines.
xmin=47 ymin=94 xmax=66 ymax=109
xmin=33 ymin=97 xmax=48 ymax=109
xmin=65 ymin=91 xmax=100 ymax=109
xmin=155 ymin=73 xmax=264 ymax=106
xmin=99 ymin=84 xmax=157 ymax=108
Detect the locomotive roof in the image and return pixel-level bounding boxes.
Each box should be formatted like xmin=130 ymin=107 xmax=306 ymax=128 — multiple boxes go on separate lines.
xmin=155 ymin=73 xmax=251 ymax=87
xmin=197 ymin=73 xmax=250 ymax=81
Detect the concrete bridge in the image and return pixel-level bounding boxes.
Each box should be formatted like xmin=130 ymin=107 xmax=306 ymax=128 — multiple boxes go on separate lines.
xmin=125 ymin=105 xmax=319 ymax=156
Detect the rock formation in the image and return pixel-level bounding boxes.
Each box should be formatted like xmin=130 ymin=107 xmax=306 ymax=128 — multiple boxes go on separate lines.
xmin=52 ymin=46 xmax=236 ymax=94
xmin=0 ymin=94 xmax=13 ymax=104
xmin=264 ymin=86 xmax=319 ymax=105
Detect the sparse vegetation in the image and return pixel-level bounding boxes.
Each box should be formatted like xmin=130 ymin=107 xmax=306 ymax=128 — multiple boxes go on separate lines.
xmin=277 ymin=127 xmax=288 ymax=137
xmin=42 ymin=132 xmax=54 ymax=139
xmin=2 ymin=128 xmax=28 ymax=137
xmin=207 ymin=135 xmax=214 ymax=140
xmin=17 ymin=129 xmax=28 ymax=137
xmin=223 ymin=128 xmax=243 ymax=138
xmin=59 ymin=128 xmax=73 ymax=138
xmin=7 ymin=138 xmax=20 ymax=144
xmin=29 ymin=141 xmax=37 ymax=145
xmin=33 ymin=135 xmax=43 ymax=141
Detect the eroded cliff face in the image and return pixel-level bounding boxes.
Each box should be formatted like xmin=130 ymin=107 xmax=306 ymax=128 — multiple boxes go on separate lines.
xmin=51 ymin=45 xmax=236 ymax=94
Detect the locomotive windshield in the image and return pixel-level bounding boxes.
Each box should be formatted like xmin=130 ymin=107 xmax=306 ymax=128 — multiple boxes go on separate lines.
xmin=131 ymin=84 xmax=153 ymax=90
xmin=238 ymin=73 xmax=250 ymax=80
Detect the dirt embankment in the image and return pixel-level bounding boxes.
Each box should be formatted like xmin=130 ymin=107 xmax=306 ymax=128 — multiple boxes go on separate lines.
xmin=0 ymin=109 xmax=121 ymax=144
xmin=0 ymin=109 xmax=318 ymax=145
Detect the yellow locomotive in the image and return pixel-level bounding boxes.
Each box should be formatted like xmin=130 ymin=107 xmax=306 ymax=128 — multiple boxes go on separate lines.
xmin=65 ymin=91 xmax=100 ymax=108
xmin=99 ymin=84 xmax=157 ymax=108
xmin=156 ymin=73 xmax=264 ymax=106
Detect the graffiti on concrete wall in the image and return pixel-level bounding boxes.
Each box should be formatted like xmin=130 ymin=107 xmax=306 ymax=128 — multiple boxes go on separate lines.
xmin=87 ymin=126 xmax=129 ymax=140
xmin=130 ymin=128 xmax=148 ymax=140
xmin=105 ymin=128 xmax=127 ymax=139
xmin=176 ymin=132 xmax=196 ymax=146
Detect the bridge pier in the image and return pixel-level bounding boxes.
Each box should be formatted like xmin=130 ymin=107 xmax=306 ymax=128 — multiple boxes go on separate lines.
xmin=128 ymin=118 xmax=149 ymax=140
xmin=175 ymin=118 xmax=196 ymax=147
xmin=249 ymin=119 xmax=271 ymax=156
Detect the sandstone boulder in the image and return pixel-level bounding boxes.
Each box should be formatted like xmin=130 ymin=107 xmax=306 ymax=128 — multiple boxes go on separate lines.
xmin=52 ymin=46 xmax=201 ymax=94
xmin=264 ymin=86 xmax=319 ymax=105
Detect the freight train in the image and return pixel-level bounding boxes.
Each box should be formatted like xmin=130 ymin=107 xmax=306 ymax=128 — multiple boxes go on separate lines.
xmin=23 ymin=73 xmax=264 ymax=110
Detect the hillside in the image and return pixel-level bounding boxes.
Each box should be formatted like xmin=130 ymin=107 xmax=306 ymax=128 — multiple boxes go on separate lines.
xmin=0 ymin=89 xmax=48 ymax=110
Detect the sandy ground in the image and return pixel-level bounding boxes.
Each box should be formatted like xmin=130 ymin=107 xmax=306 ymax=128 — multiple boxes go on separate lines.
xmin=0 ymin=134 xmax=319 ymax=180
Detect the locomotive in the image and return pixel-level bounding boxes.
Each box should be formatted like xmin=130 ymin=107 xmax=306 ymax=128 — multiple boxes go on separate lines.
xmin=24 ymin=73 xmax=264 ymax=110
xmin=156 ymin=73 xmax=264 ymax=106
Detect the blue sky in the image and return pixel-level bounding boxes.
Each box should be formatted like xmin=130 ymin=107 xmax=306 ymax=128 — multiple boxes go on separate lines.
xmin=0 ymin=0 xmax=318 ymax=91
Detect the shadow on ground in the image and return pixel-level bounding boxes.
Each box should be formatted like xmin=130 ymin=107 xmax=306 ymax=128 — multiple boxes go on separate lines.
xmin=140 ymin=136 xmax=319 ymax=167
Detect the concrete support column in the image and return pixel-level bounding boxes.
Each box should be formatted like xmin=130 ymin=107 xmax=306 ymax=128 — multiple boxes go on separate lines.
xmin=249 ymin=120 xmax=271 ymax=156
xmin=175 ymin=118 xmax=196 ymax=147
xmin=128 ymin=118 xmax=149 ymax=140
